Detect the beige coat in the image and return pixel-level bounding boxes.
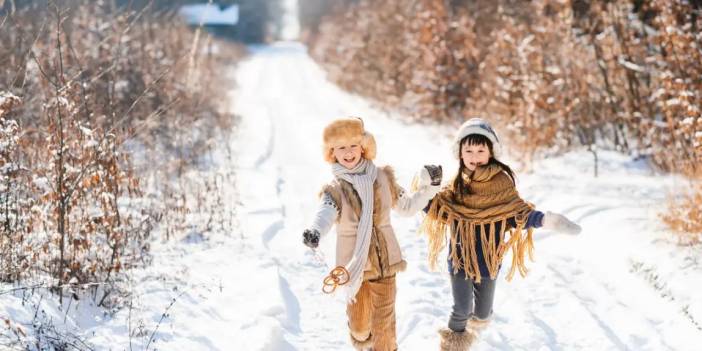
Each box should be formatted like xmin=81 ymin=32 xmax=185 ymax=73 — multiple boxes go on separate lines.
xmin=321 ymin=166 xmax=408 ymax=280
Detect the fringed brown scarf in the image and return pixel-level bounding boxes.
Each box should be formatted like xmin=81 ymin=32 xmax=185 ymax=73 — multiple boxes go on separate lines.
xmin=420 ymin=164 xmax=535 ymax=282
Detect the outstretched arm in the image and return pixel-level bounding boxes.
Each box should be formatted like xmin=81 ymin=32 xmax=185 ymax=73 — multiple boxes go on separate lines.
xmin=507 ymin=210 xmax=580 ymax=234
xmin=393 ymin=165 xmax=442 ymax=217
xmin=303 ymin=192 xmax=339 ymax=248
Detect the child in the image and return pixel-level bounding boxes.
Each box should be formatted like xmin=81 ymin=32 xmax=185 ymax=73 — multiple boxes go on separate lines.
xmin=302 ymin=117 xmax=444 ymax=351
xmin=419 ymin=118 xmax=581 ymax=351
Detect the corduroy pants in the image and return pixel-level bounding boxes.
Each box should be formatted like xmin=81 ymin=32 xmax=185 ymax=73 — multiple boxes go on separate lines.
xmin=347 ymin=275 xmax=397 ymax=351
xmin=448 ymin=269 xmax=497 ymax=332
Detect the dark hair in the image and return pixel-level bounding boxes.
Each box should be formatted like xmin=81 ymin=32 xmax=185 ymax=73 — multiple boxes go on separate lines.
xmin=452 ymin=134 xmax=515 ymax=196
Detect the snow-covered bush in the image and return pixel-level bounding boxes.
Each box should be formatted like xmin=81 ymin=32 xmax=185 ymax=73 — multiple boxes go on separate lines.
xmin=0 ymin=1 xmax=244 ymax=307
xmin=0 ymin=92 xmax=30 ymax=283
xmin=304 ymin=0 xmax=701 ymax=239
xmin=648 ymin=0 xmax=702 ymax=175
xmin=661 ymin=182 xmax=702 ymax=245
xmin=304 ymin=0 xmax=701 ymax=169
xmin=305 ymin=0 xmax=479 ymax=121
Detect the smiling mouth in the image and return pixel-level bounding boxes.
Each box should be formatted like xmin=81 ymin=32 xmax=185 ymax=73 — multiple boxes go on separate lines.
xmin=343 ymin=156 xmax=356 ymax=163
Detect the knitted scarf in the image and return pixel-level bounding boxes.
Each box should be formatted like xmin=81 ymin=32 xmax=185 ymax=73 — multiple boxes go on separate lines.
xmin=420 ymin=164 xmax=535 ymax=282
xmin=332 ymin=158 xmax=378 ymax=302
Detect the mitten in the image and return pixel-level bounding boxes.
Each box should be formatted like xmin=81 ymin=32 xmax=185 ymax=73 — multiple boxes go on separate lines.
xmin=542 ymin=211 xmax=582 ymax=235
xmin=424 ymin=165 xmax=443 ymax=186
xmin=412 ymin=165 xmax=443 ymax=192
xmin=302 ymin=229 xmax=320 ymax=248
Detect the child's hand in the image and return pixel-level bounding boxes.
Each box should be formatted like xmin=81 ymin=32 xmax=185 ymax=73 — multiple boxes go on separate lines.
xmin=542 ymin=212 xmax=582 ymax=235
xmin=412 ymin=165 xmax=443 ymax=192
xmin=302 ymin=229 xmax=320 ymax=248
xmin=424 ymin=165 xmax=443 ymax=186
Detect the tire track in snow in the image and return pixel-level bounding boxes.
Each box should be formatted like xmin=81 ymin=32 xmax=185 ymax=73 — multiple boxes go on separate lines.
xmin=254 ymin=105 xmax=276 ymax=169
xmin=274 ymin=263 xmax=303 ymax=335
xmin=544 ymin=264 xmax=677 ymax=351
xmin=256 ymin=179 xmax=301 ymax=335
xmin=546 ymin=265 xmax=629 ymax=350
xmin=245 ymin=61 xmax=303 ymax=341
xmin=262 ymin=220 xmax=284 ymax=250
xmin=573 ymin=205 xmax=620 ymax=223
xmin=530 ymin=313 xmax=559 ymax=349
xmin=518 ymin=171 xmax=685 ymax=351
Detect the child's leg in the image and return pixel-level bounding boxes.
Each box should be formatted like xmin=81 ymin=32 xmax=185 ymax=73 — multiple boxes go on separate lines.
xmin=368 ymin=276 xmax=397 ymax=351
xmin=347 ymin=281 xmax=373 ymax=350
xmin=441 ymin=270 xmax=477 ymax=350
xmin=472 ymin=277 xmax=497 ymax=321
xmin=448 ymin=270 xmax=474 ymax=332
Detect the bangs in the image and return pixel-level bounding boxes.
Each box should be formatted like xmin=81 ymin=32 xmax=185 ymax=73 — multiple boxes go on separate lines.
xmin=461 ymin=134 xmax=493 ymax=148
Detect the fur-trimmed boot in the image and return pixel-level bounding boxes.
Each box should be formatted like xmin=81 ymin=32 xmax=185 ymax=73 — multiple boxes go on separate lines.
xmin=467 ymin=318 xmax=490 ymax=333
xmin=439 ymin=327 xmax=475 ymax=351
xmin=350 ymin=331 xmax=373 ymax=351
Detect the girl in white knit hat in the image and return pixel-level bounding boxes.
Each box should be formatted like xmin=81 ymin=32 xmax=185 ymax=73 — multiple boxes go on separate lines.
xmin=419 ymin=117 xmax=582 ymax=351
xmin=302 ymin=117 xmax=443 ymax=351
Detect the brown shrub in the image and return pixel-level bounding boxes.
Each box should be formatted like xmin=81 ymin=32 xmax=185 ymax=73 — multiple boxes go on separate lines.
xmin=662 ymin=181 xmax=702 ymax=245
xmin=0 ymin=2 xmax=244 ymax=304
xmin=304 ymin=0 xmax=702 ymax=238
xmin=304 ymin=0 xmax=701 ymax=170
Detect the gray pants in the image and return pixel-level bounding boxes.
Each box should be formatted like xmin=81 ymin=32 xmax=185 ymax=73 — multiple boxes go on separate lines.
xmin=448 ymin=270 xmax=497 ymax=332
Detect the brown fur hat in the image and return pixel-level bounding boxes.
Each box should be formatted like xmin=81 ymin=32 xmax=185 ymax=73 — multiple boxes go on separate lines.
xmin=322 ymin=117 xmax=377 ymax=163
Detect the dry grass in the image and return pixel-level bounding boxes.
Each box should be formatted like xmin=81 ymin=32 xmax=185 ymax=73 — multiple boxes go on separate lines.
xmin=0 ymin=1 xmax=245 ymax=305
xmin=662 ymin=178 xmax=702 ymax=245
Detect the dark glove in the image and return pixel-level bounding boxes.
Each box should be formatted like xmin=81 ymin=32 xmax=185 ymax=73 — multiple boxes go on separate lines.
xmin=302 ymin=229 xmax=320 ymax=248
xmin=424 ymin=165 xmax=443 ymax=186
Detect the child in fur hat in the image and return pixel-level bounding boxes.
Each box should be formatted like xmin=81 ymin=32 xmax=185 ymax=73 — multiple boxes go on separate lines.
xmin=419 ymin=118 xmax=582 ymax=351
xmin=302 ymin=117 xmax=443 ymax=351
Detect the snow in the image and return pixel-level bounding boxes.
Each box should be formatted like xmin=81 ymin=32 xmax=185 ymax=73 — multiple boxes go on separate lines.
xmin=32 ymin=175 xmax=51 ymax=193
xmin=618 ymin=57 xmax=646 ymax=73
xmin=2 ymin=42 xmax=702 ymax=350
xmin=281 ymin=0 xmax=300 ymax=41
xmin=178 ymin=4 xmax=239 ymax=26
xmin=0 ymin=91 xmax=20 ymax=104
xmin=666 ymin=98 xmax=681 ymax=106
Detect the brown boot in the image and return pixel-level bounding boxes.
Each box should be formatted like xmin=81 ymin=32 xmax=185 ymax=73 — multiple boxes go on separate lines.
xmin=439 ymin=327 xmax=475 ymax=351
xmin=350 ymin=331 xmax=373 ymax=351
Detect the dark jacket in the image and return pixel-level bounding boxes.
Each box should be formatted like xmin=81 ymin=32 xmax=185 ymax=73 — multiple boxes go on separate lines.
xmin=423 ymin=200 xmax=543 ymax=276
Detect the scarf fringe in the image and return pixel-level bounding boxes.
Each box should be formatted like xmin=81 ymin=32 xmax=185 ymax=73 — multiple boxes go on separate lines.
xmin=420 ymin=200 xmax=535 ymax=283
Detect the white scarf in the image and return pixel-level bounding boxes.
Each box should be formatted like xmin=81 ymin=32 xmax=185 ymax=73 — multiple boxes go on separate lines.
xmin=332 ymin=158 xmax=377 ymax=303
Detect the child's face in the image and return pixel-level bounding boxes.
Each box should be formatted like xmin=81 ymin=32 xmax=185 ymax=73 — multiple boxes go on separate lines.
xmin=333 ymin=143 xmax=363 ymax=169
xmin=461 ymin=142 xmax=491 ymax=171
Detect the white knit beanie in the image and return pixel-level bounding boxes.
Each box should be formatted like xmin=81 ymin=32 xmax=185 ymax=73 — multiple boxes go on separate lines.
xmin=452 ymin=117 xmax=501 ymax=159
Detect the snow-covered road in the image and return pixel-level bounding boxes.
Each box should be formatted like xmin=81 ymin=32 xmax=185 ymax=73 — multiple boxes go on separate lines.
xmin=37 ymin=41 xmax=698 ymax=350
xmin=227 ymin=42 xmax=702 ymax=351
